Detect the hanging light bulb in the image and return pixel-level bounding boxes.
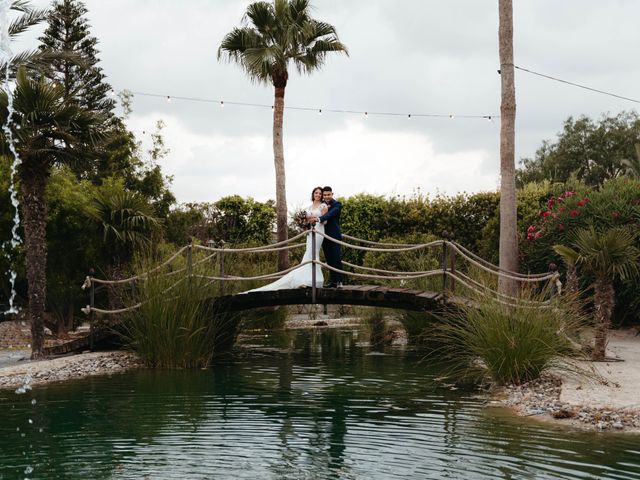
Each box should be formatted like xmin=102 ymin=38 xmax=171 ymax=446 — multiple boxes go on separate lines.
xmin=166 ymin=96 xmax=171 ymax=102
xmin=318 ymin=109 xmax=322 ymax=115
xmin=449 ymin=114 xmax=455 ymax=120
xmin=364 ymin=111 xmax=368 ymax=118
xmin=220 ymin=101 xmax=224 ymax=108
xmin=408 ymin=114 xmax=412 ymax=120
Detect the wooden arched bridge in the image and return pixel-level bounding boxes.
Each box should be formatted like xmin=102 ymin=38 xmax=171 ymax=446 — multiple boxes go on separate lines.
xmin=44 ymin=230 xmax=558 ymax=355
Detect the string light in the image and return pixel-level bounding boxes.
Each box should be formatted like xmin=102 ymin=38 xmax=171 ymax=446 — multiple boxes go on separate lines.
xmin=122 ymin=89 xmax=499 ymax=121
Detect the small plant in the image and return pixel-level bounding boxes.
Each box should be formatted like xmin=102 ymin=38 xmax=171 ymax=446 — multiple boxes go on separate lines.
xmin=119 ymin=267 xmax=239 ymax=369
xmin=431 ymin=291 xmax=589 ymax=385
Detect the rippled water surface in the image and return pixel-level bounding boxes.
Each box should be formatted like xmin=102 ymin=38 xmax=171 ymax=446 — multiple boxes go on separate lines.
xmin=1 ymin=327 xmax=639 ymax=479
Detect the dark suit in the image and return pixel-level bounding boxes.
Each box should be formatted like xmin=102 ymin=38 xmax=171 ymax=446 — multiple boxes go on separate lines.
xmin=319 ymin=199 xmax=343 ymax=284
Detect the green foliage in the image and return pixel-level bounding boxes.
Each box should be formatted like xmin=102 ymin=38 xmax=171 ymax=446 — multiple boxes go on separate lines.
xmin=87 ymin=178 xmax=161 ymax=265
xmin=554 ymin=226 xmax=640 ymax=282
xmin=45 ymin=167 xmax=99 ymax=329
xmin=218 ymin=0 xmax=348 ymax=86
xmin=0 ymin=66 xmax=106 ymax=176
xmin=432 ymin=293 xmax=589 ymax=385
xmin=166 ymin=196 xmax=276 ymax=246
xmin=340 ymin=192 xmax=500 ymax=265
xmin=120 ymin=270 xmax=239 ymax=369
xmin=362 ymin=232 xmax=441 ymax=291
xmin=521 ymin=177 xmax=640 ymax=324
xmin=517 ymin=112 xmax=640 ymax=187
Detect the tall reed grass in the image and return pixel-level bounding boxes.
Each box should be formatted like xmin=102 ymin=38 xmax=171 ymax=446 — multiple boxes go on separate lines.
xmin=120 ymin=269 xmax=240 ymax=369
xmin=431 ymin=291 xmax=590 ymax=385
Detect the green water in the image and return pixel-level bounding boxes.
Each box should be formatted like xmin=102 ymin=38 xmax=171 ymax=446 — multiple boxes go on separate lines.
xmin=1 ymin=327 xmax=639 ymax=479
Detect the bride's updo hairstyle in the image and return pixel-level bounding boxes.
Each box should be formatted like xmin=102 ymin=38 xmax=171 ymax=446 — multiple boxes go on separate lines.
xmin=311 ymin=186 xmax=323 ymax=201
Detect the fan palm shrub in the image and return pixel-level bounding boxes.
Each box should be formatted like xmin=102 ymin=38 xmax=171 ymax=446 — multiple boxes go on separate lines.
xmin=553 ymin=226 xmax=640 ymax=360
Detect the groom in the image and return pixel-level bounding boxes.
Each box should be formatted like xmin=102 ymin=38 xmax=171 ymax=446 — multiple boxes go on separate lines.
xmin=316 ymin=186 xmax=343 ymax=288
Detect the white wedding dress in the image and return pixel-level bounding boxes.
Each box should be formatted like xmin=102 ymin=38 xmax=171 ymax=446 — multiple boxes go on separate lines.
xmin=245 ymin=203 xmax=325 ymax=292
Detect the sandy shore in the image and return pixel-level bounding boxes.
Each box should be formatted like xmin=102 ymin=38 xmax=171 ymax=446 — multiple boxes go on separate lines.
xmin=493 ymin=329 xmax=640 ymax=431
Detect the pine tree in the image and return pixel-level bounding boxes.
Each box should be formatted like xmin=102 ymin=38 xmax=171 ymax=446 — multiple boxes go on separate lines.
xmin=37 ymin=0 xmax=115 ymax=121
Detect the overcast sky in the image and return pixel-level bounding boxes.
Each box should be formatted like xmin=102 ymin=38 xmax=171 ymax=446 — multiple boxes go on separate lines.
xmin=13 ymin=0 xmax=640 ymax=206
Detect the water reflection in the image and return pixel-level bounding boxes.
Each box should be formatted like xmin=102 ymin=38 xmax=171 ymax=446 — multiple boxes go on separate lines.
xmin=0 ymin=327 xmax=639 ymax=479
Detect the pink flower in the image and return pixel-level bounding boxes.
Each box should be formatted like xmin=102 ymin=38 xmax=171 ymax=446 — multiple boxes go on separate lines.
xmin=527 ymin=225 xmax=537 ymax=233
xmin=541 ymin=211 xmax=551 ymax=218
xmin=559 ymin=207 xmax=566 ymax=212
xmin=547 ymin=198 xmax=556 ymax=209
xmin=564 ymin=191 xmax=575 ymax=197
xmin=570 ymin=209 xmax=579 ymax=217
xmin=534 ymin=231 xmax=542 ymax=240
xmin=577 ymin=200 xmax=586 ymax=207
xmin=558 ymin=223 xmax=564 ymax=230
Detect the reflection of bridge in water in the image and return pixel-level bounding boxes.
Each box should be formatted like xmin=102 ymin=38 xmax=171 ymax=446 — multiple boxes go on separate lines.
xmin=44 ymin=231 xmax=558 ymax=355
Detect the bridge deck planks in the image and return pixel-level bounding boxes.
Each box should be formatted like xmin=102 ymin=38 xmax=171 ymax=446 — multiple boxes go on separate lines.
xmin=213 ymin=284 xmax=452 ymax=312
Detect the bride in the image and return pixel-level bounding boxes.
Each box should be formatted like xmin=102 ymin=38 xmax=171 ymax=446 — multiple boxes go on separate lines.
xmin=245 ymin=187 xmax=327 ymax=292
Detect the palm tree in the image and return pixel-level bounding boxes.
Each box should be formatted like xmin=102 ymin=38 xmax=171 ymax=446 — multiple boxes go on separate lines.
xmin=553 ymin=226 xmax=640 ymax=361
xmin=218 ymin=0 xmax=348 ymax=270
xmin=0 ymin=67 xmax=103 ymax=358
xmin=498 ymin=0 xmax=518 ymax=294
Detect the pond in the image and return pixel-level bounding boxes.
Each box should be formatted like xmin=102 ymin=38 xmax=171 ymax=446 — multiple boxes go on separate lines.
xmin=0 ymin=326 xmax=639 ymax=479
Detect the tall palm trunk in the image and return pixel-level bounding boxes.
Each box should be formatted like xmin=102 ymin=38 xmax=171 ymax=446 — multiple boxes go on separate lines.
xmin=273 ymin=85 xmax=289 ymax=271
xmin=498 ymin=0 xmax=518 ymax=295
xmin=592 ymin=273 xmax=614 ymax=361
xmin=20 ymin=169 xmax=48 ymax=359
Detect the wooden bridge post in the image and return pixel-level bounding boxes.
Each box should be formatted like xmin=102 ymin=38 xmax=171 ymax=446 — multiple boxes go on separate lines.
xmin=88 ymin=268 xmax=95 ymax=351
xmin=311 ymin=228 xmax=317 ymax=304
xmin=441 ymin=231 xmax=449 ymax=296
xmin=448 ymin=233 xmax=456 ymax=295
xmin=219 ymin=239 xmax=226 ymax=296
xmin=187 ymin=237 xmax=193 ymax=276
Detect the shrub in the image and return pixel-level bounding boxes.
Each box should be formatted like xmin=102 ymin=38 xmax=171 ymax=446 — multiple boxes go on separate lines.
xmin=119 ymin=268 xmax=239 ymax=369
xmin=431 ymin=292 xmax=589 ymax=385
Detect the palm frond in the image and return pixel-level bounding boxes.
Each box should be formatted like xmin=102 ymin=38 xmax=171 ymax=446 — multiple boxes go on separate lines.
xmin=8 ymin=7 xmax=48 ymax=37
xmin=568 ymin=226 xmax=640 ymax=281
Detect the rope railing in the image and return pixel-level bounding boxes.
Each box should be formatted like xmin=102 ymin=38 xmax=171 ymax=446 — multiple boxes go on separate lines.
xmin=80 ymin=228 xmax=559 ymax=338
xmin=447 ymin=242 xmax=556 ymax=282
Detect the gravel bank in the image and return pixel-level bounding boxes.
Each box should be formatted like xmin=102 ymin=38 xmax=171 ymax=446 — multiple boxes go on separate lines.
xmin=0 ymin=351 xmax=141 ymax=391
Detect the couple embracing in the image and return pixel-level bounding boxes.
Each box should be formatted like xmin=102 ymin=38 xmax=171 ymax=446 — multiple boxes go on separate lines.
xmin=248 ymin=186 xmax=343 ymax=293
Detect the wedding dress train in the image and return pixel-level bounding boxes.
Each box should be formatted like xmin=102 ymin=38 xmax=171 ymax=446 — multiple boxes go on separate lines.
xmin=244 ymin=204 xmax=325 ymax=292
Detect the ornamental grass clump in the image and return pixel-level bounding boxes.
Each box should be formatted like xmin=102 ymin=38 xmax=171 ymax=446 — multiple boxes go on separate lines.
xmin=432 ymin=291 xmax=589 ymax=386
xmin=120 ymin=270 xmax=239 ymax=369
